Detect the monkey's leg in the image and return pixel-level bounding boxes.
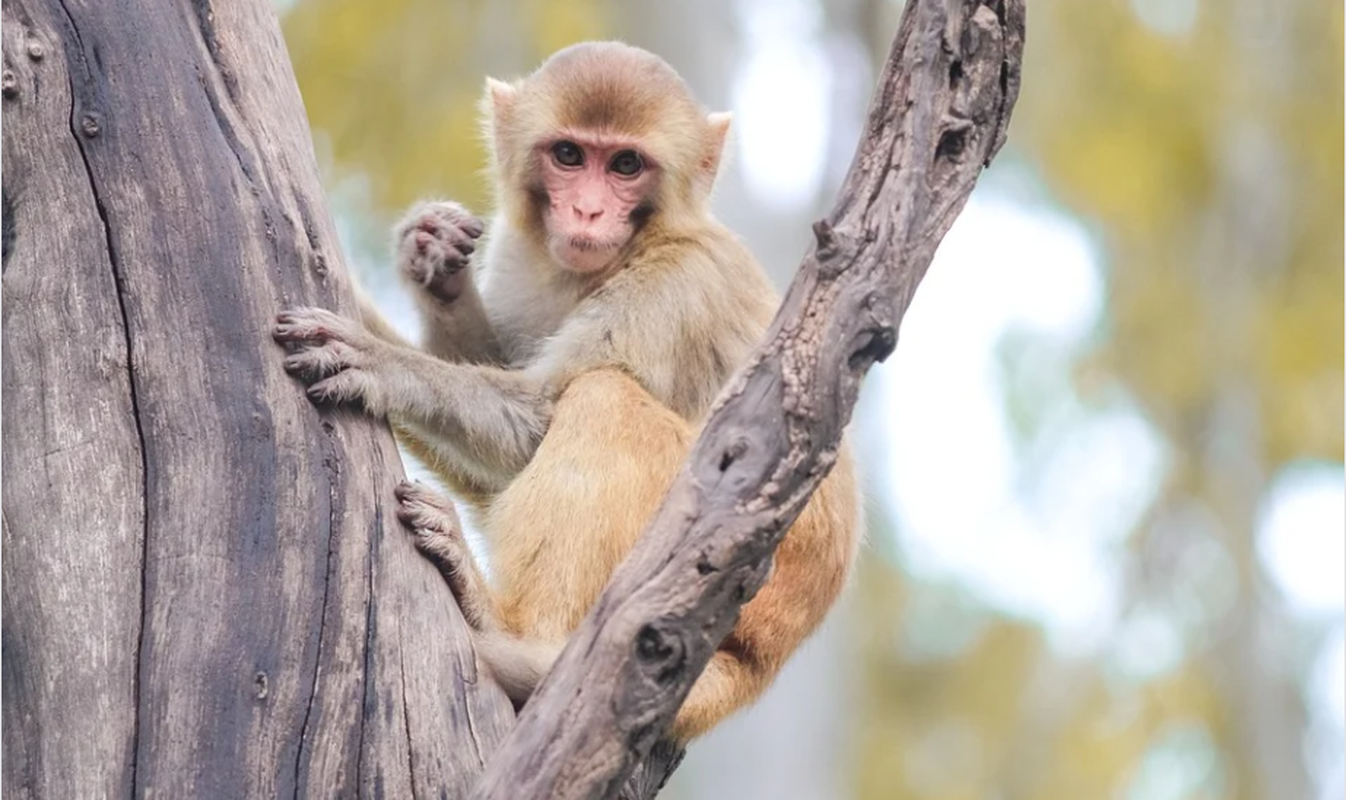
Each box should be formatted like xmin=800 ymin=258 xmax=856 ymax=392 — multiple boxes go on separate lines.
xmin=394 ymin=200 xmax=504 ymax=365
xmin=668 ymin=648 xmax=772 ymax=742
xmin=394 ymin=479 xmax=498 ymax=631
xmin=483 ymin=369 xmax=760 ymax=737
xmin=474 ymin=634 xmax=564 ymax=708
xmin=670 ymin=448 xmax=859 ymax=741
xmin=274 ymin=307 xmax=551 ymax=487
xmin=485 ymin=368 xmax=858 ymax=742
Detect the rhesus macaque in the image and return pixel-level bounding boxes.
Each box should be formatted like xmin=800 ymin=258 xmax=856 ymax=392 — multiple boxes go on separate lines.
xmin=274 ymin=41 xmax=860 ymax=742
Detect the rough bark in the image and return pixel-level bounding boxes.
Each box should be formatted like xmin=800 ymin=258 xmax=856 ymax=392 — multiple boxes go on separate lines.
xmin=472 ymin=1 xmax=1026 ymax=798
xmin=0 ymin=1 xmax=514 ymax=797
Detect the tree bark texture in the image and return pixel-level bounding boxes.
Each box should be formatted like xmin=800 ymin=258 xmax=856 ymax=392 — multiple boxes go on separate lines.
xmin=0 ymin=1 xmax=514 ymax=797
xmin=472 ymin=1 xmax=1026 ymax=798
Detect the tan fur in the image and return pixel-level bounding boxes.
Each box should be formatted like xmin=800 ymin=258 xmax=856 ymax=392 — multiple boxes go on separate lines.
xmin=282 ymin=42 xmax=861 ymax=742
xmin=486 ymin=369 xmax=858 ymax=740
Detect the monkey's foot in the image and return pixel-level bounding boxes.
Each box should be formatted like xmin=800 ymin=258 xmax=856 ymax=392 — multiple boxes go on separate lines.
xmin=394 ymin=480 xmax=494 ymax=631
xmin=274 ymin=307 xmax=390 ymax=411
xmin=395 ymin=200 xmax=484 ymax=304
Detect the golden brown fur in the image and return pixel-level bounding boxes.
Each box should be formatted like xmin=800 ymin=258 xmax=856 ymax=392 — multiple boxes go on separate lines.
xmin=274 ymin=41 xmax=860 ymax=742
xmin=486 ymin=369 xmax=857 ymax=739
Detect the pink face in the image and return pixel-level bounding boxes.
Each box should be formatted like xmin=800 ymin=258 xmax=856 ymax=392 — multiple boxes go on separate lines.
xmin=538 ymin=135 xmax=658 ymax=274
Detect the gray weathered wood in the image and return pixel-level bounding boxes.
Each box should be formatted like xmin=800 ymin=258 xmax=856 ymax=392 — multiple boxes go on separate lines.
xmin=1 ymin=0 xmax=514 ymax=796
xmin=471 ymin=1 xmax=1026 ymax=797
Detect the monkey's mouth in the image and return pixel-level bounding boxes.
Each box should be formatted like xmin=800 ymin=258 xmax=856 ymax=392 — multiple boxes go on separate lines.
xmin=566 ymin=236 xmax=619 ymax=253
xmin=551 ymin=234 xmax=624 ymax=274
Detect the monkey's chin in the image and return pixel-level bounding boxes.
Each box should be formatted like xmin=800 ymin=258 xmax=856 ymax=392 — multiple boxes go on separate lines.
xmin=550 ymin=238 xmax=622 ymax=274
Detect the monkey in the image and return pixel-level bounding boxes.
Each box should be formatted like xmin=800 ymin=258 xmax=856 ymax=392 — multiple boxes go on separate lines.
xmin=273 ymin=41 xmax=861 ymax=742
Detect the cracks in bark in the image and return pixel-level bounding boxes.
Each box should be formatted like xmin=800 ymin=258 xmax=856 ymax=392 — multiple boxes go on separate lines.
xmin=397 ymin=569 xmax=422 ymax=800
xmin=354 ymin=501 xmax=378 ymax=795
xmin=52 ymin=2 xmax=152 ymax=794
xmin=292 ymin=428 xmax=342 ymax=798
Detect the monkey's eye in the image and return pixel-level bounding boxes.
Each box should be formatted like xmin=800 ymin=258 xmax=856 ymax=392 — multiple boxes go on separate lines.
xmin=609 ymin=150 xmax=644 ymax=177
xmin=552 ymin=141 xmax=584 ymax=168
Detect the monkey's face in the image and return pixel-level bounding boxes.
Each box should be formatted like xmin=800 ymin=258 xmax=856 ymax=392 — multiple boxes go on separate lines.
xmin=536 ymin=135 xmax=658 ymax=274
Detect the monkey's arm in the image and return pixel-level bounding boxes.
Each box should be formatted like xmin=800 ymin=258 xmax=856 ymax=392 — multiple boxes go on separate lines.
xmin=274 ymin=306 xmax=551 ymax=491
xmin=412 ymin=281 xmax=503 ymax=365
xmin=397 ymin=201 xmax=505 ymax=365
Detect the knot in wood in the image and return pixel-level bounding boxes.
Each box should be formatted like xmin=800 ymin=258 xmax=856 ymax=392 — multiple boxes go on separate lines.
xmin=717 ymin=438 xmax=749 ymax=473
xmin=811 ymin=220 xmax=860 ymax=280
xmin=2 ymin=71 xmax=17 ymax=100
xmin=936 ymin=119 xmax=972 ymax=161
xmin=811 ymin=219 xmax=837 ymax=256
xmin=253 ymin=671 xmax=269 ymax=700
xmin=26 ymin=40 xmax=45 ymax=61
xmin=80 ymin=113 xmax=102 ymax=138
xmin=635 ymin=622 xmax=684 ymax=684
xmin=848 ymin=326 xmax=897 ymax=370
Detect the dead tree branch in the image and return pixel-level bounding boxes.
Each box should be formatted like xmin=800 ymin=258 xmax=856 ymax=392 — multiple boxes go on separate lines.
xmin=472 ymin=0 xmax=1025 ymax=797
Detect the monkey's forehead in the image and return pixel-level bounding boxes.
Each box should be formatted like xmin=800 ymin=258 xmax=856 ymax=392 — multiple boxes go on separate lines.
xmin=528 ymin=43 xmax=704 ymax=134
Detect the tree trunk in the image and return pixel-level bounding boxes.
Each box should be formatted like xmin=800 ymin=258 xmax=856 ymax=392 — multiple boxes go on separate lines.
xmin=0 ymin=1 xmax=514 ymax=797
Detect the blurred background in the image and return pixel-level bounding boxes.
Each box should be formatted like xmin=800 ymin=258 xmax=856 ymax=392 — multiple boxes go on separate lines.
xmin=276 ymin=0 xmax=1343 ymax=797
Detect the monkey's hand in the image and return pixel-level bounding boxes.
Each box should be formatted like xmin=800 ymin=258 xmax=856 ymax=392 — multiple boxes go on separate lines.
xmin=395 ymin=480 xmax=499 ymax=632
xmin=395 ymin=201 xmax=484 ymax=306
xmin=274 ymin=306 xmax=400 ymax=413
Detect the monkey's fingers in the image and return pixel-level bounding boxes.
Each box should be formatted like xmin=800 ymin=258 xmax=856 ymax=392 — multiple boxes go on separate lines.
xmin=399 ymin=234 xmax=472 ymax=304
xmin=305 ymin=370 xmax=376 ymax=408
xmin=422 ymin=199 xmax=485 ymax=240
xmin=450 ymin=209 xmax=485 ymax=240
xmin=413 ymin=219 xmax=478 ymax=258
xmin=394 ymin=479 xmax=462 ymax=536
xmin=408 ymin=232 xmax=471 ymax=273
xmin=282 ymin=340 xmax=355 ymax=381
xmin=273 ymin=307 xmax=354 ymax=344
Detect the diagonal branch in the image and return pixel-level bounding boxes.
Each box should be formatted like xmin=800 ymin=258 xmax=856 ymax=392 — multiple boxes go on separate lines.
xmin=473 ymin=1 xmax=1026 ymax=797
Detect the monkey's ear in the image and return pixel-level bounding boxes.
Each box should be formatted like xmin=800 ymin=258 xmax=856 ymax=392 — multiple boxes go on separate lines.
xmin=700 ymin=112 xmax=732 ymax=182
xmin=481 ymin=78 xmax=520 ymax=163
xmin=484 ymin=78 xmax=518 ymax=119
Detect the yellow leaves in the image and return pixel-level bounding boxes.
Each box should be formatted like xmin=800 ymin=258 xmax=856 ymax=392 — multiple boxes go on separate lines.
xmin=529 ymin=0 xmax=606 ymax=56
xmin=282 ymin=0 xmax=610 ymax=220
xmin=853 ymin=558 xmax=1244 ymax=800
xmin=1255 ymin=268 xmax=1346 ymax=463
xmin=1100 ymin=258 xmax=1210 ymax=428
xmin=1017 ymin=0 xmax=1342 ymax=474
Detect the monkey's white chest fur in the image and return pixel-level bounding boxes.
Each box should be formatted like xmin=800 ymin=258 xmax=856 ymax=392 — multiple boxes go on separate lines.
xmin=477 ymin=227 xmax=589 ymax=366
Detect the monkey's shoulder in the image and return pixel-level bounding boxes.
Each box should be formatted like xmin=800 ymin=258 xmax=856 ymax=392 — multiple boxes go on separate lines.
xmin=551 ymin=229 xmax=777 ymax=417
xmin=615 ymin=225 xmax=775 ymax=308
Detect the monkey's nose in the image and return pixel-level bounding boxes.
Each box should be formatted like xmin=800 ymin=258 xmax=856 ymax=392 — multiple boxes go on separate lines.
xmin=573 ymin=206 xmax=604 ymax=223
